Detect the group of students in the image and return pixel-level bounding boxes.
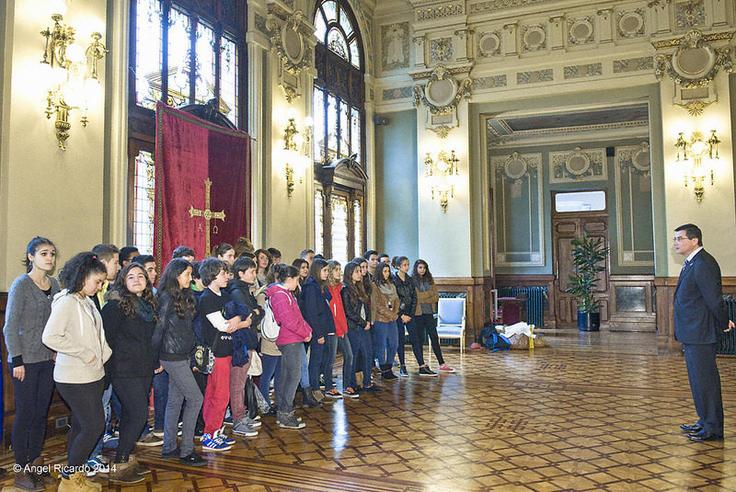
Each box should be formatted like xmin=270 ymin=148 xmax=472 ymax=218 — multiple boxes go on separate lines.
xmin=4 ymin=237 xmax=453 ymax=492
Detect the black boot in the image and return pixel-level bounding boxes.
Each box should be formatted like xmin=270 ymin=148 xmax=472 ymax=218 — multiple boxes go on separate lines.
xmin=302 ymin=387 xmax=321 ymax=407
xmin=382 ymin=364 xmax=398 ymax=380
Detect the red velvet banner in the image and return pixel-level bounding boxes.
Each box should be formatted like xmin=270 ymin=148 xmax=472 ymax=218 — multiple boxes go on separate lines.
xmin=154 ymin=103 xmax=251 ymax=267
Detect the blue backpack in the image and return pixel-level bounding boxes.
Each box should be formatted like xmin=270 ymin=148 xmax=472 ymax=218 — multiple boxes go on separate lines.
xmin=480 ymin=325 xmax=511 ymax=352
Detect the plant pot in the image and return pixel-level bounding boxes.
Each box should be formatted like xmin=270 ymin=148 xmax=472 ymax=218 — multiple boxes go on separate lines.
xmin=589 ymin=312 xmax=600 ymax=331
xmin=577 ymin=311 xmax=590 ymax=331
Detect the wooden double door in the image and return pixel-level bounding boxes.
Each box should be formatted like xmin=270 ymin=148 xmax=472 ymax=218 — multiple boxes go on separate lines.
xmin=552 ymin=210 xmax=610 ymax=328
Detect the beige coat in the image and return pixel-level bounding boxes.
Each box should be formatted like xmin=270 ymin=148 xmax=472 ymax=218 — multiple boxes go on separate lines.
xmin=370 ymin=285 xmax=400 ymax=323
xmin=42 ymin=290 xmax=112 ymax=384
xmin=415 ymin=284 xmax=440 ymax=315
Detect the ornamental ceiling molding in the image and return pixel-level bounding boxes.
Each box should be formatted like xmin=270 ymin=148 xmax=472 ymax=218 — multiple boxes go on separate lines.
xmin=415 ymin=3 xmax=464 ymax=21
xmin=469 ymin=0 xmax=557 ymax=14
xmin=653 ymin=29 xmax=733 ymax=88
xmin=266 ymin=10 xmax=313 ymax=77
xmin=413 ymin=65 xmax=473 ymax=137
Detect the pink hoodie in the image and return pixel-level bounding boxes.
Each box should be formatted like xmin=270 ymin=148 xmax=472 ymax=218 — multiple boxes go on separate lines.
xmin=266 ymin=284 xmax=312 ymax=346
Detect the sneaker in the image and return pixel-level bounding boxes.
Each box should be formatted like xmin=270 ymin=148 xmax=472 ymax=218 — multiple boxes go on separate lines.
xmin=103 ymin=431 xmax=119 ymax=444
xmin=85 ymin=455 xmax=109 ymax=477
xmin=195 ymin=429 xmax=204 ymax=440
xmin=324 ymin=388 xmax=343 ymax=399
xmin=200 ymin=433 xmax=232 ymax=452
xmin=223 ymin=416 xmax=233 ymax=426
xmin=278 ymin=413 xmax=306 ymax=430
xmin=232 ymin=420 xmax=259 ymax=437
xmin=363 ymin=385 xmax=382 ymax=393
xmin=319 ymin=376 xmax=326 ymax=390
xmin=214 ymin=429 xmax=237 ymax=446
xmin=343 ymin=387 xmax=360 ymax=399
xmin=180 ymin=452 xmax=207 ymax=467
xmin=152 ymin=429 xmax=164 ymax=438
xmin=243 ymin=416 xmax=262 ymax=428
xmin=399 ymin=366 xmax=409 ymax=377
xmin=419 ymin=366 xmax=438 ymax=377
xmin=137 ymin=433 xmax=164 ymax=447
xmin=161 ymin=448 xmax=180 ymax=460
xmin=439 ymin=364 xmax=456 ymax=373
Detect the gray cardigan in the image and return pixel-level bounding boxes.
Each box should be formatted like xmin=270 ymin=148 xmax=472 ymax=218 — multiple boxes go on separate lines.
xmin=3 ymin=274 xmax=60 ymax=365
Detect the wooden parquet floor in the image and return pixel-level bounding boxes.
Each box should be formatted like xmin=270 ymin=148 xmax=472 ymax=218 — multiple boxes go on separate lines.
xmin=2 ymin=331 xmax=736 ymax=491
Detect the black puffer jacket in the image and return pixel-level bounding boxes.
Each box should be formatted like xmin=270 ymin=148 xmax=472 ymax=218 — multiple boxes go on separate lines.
xmin=227 ymin=279 xmax=265 ymax=329
xmin=152 ymin=292 xmax=196 ymax=361
xmin=392 ymin=273 xmax=417 ymax=319
xmin=341 ymin=284 xmax=370 ymax=331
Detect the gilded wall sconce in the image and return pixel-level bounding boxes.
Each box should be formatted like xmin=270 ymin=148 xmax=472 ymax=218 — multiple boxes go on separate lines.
xmin=424 ymin=149 xmax=460 ymax=213
xmin=675 ymin=130 xmax=720 ymax=202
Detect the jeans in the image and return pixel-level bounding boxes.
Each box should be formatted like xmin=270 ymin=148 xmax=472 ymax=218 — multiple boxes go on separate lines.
xmin=90 ymin=383 xmax=113 ymax=458
xmin=161 ymin=360 xmax=203 ymax=457
xmin=347 ymin=328 xmax=372 ymax=388
xmin=56 ymin=379 xmax=105 ymax=468
xmin=10 ymin=360 xmax=55 ymax=466
xmin=152 ymin=371 xmax=169 ymax=431
xmin=320 ymin=335 xmax=337 ymax=387
xmin=308 ymin=337 xmax=329 ymax=390
xmin=260 ymin=355 xmax=281 ymax=408
xmin=333 ymin=335 xmax=354 ymax=390
xmin=299 ymin=344 xmax=310 ymax=389
xmin=372 ymin=321 xmax=398 ymax=366
xmin=202 ymin=356 xmax=231 ymax=436
xmin=396 ymin=320 xmax=408 ymax=366
xmin=414 ymin=314 xmax=445 ymax=365
xmin=276 ymin=343 xmax=304 ymax=415
xmin=112 ymin=376 xmax=151 ymax=462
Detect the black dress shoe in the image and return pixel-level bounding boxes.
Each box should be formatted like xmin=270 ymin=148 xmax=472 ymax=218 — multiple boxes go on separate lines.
xmin=687 ymin=430 xmax=723 ymax=442
xmin=180 ymin=452 xmax=207 ymax=466
xmin=680 ymin=423 xmax=703 ymax=433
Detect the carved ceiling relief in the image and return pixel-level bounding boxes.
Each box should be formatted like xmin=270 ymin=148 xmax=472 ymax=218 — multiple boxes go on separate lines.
xmin=653 ymin=29 xmax=734 ymax=116
xmin=478 ymin=31 xmax=502 ymax=57
xmin=568 ymin=17 xmax=595 ymax=45
xmin=521 ymin=24 xmax=547 ymax=52
xmin=616 ymin=9 xmax=646 ymax=39
xmin=430 ymin=38 xmax=454 ymax=63
xmin=675 ymin=0 xmax=706 ymax=30
xmin=267 ymin=9 xmax=314 ymax=103
xmin=412 ymin=65 xmax=473 ymax=137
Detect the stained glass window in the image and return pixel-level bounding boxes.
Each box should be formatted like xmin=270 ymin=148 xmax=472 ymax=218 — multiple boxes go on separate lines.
xmin=313 ymin=1 xmax=364 ymax=261
xmin=220 ymin=35 xmax=238 ymax=124
xmin=326 ymin=93 xmax=338 ymax=161
xmin=313 ymin=88 xmax=326 ymax=162
xmin=353 ymin=200 xmax=362 ymax=258
xmin=350 ymin=107 xmax=361 ymax=159
xmin=194 ymin=22 xmax=216 ymax=105
xmin=167 ymin=8 xmax=191 ymax=106
xmin=339 ymin=102 xmax=350 ymax=158
xmin=315 ymin=189 xmax=324 ymax=254
xmin=331 ymin=195 xmax=349 ymax=265
xmin=133 ymin=150 xmax=156 ymax=254
xmin=135 ymin=0 xmax=162 ymax=109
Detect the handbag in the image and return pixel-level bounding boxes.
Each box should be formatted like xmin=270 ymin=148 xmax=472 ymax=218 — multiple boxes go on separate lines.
xmin=247 ymin=350 xmax=263 ymax=376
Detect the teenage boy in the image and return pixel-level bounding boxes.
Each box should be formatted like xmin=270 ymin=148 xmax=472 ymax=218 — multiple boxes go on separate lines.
xmin=268 ymin=248 xmax=282 ymax=265
xmin=172 ymin=246 xmax=196 ymax=263
xmin=119 ymin=246 xmax=140 ymax=269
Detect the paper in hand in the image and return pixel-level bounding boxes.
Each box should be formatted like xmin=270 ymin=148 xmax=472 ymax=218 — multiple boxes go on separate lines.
xmin=206 ymin=311 xmax=229 ymax=332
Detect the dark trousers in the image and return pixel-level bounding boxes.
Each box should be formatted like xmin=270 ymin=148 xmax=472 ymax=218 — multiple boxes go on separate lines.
xmin=193 ymin=370 xmax=208 ymax=434
xmin=347 ymin=328 xmax=372 ymax=388
xmin=152 ymin=371 xmax=169 ymax=431
xmin=112 ymin=376 xmax=152 ymax=462
xmin=308 ymin=337 xmax=328 ymax=390
xmin=10 ymin=360 xmax=55 ymax=465
xmin=320 ymin=334 xmax=337 ymax=386
xmin=396 ymin=321 xmax=407 ymax=366
xmin=56 ymin=379 xmax=105 ymax=468
xmin=414 ymin=314 xmax=445 ymax=365
xmin=683 ymin=343 xmax=724 ymax=435
xmin=402 ymin=319 xmax=425 ymax=366
xmin=260 ymin=355 xmax=281 ymax=408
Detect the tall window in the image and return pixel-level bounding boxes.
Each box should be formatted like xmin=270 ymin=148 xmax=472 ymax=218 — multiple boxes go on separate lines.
xmin=127 ymin=0 xmax=246 ymax=253
xmin=313 ymin=0 xmax=366 ymax=260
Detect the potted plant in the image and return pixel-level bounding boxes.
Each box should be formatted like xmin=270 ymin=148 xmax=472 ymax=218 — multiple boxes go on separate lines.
xmin=565 ymin=234 xmax=609 ymax=331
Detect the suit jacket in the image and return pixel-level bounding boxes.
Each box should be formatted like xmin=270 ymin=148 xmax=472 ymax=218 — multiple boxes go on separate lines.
xmin=674 ymin=249 xmax=728 ymax=344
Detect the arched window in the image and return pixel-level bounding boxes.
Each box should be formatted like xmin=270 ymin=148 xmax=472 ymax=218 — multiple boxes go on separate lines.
xmin=313 ymin=0 xmax=365 ymax=264
xmin=127 ymin=0 xmax=247 ymax=253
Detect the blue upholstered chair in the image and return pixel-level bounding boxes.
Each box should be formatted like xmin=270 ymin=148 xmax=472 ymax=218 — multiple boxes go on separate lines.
xmin=435 ymin=297 xmax=466 ymax=353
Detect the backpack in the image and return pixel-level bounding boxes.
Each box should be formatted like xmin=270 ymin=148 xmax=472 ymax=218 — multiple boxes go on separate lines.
xmin=480 ymin=325 xmax=511 ymax=352
xmin=260 ymin=298 xmax=280 ymax=342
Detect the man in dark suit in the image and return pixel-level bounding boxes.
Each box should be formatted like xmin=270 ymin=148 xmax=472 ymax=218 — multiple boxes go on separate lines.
xmin=673 ymin=223 xmax=731 ymax=442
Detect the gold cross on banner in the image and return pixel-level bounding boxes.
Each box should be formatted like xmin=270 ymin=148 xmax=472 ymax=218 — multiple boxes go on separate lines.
xmin=188 ymin=178 xmax=226 ymax=254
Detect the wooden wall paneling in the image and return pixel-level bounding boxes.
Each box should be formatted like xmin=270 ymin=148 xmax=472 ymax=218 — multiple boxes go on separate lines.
xmin=608 ymin=275 xmax=656 ymax=332
xmin=434 ymin=277 xmax=494 ymax=344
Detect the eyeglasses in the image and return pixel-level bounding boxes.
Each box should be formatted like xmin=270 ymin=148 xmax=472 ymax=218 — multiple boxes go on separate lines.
xmin=672 ymin=236 xmax=689 ymax=242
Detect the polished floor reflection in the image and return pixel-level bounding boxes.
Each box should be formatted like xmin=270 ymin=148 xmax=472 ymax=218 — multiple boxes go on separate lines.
xmin=2 ymin=330 xmax=735 ymax=491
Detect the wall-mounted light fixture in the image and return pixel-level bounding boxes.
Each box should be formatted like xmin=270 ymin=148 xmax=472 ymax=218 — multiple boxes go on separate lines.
xmin=674 ymin=129 xmax=720 ymax=202
xmin=424 ymin=149 xmax=460 ymax=213
xmin=40 ymin=13 xmax=107 ymax=150
xmin=281 ymin=115 xmax=312 ymax=197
